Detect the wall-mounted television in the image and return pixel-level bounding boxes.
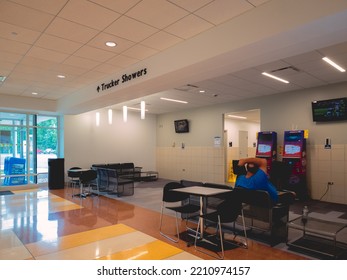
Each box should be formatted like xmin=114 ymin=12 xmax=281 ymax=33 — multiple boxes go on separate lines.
xmin=312 ymin=97 xmax=347 ymax=122
xmin=174 ymin=119 xmax=189 ymax=133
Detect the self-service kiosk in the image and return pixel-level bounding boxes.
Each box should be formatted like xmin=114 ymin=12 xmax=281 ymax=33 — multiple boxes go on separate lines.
xmin=256 ymin=131 xmax=277 ymax=174
xmin=282 ymin=130 xmax=308 ymax=199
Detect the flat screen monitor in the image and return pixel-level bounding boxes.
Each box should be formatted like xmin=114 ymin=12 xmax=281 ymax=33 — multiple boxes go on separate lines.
xmin=312 ymin=97 xmax=347 ymax=122
xmin=174 ymin=119 xmax=189 ymax=133
xmin=257 ymin=143 xmax=272 ymax=156
xmin=283 ymin=144 xmax=301 ymax=157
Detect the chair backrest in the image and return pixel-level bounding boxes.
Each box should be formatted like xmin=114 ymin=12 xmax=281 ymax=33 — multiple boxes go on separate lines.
xmin=68 ymin=167 xmax=82 ymax=178
xmin=203 ymin=182 xmax=231 ymax=190
xmin=217 ymin=191 xmax=243 ymax=223
xmin=180 ymin=179 xmax=203 ymax=187
xmin=162 ymin=182 xmax=189 ymax=202
xmin=79 ymin=169 xmax=97 ymax=184
xmin=233 ymin=187 xmax=273 ymax=208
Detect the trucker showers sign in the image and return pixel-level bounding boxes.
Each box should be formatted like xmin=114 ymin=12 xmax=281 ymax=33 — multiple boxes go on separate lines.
xmin=96 ymin=67 xmax=148 ymax=93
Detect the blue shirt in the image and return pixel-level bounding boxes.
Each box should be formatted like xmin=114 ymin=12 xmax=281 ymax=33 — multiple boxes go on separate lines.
xmin=235 ymin=169 xmax=278 ymax=202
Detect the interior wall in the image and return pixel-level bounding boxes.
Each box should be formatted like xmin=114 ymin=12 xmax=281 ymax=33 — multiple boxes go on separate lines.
xmin=156 ymin=81 xmax=347 ymax=204
xmin=64 ymin=108 xmax=157 ymax=180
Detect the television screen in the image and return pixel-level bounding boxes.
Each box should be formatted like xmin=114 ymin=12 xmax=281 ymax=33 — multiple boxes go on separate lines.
xmin=312 ymin=97 xmax=347 ymax=122
xmin=174 ymin=119 xmax=189 ymax=133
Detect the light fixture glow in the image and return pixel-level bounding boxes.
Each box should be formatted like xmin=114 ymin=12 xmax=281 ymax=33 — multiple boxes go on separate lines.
xmin=228 ymin=114 xmax=247 ymax=119
xmin=32 ymin=92 xmax=38 ymax=95
xmin=96 ymin=112 xmax=100 ymax=126
xmin=160 ymin=97 xmax=188 ymax=104
xmin=0 ymin=76 xmax=6 ymax=82
xmin=123 ymin=106 xmax=127 ymax=122
xmin=57 ymin=74 xmax=66 ymax=79
xmin=322 ymin=57 xmax=346 ymax=72
xmin=262 ymin=72 xmax=289 ymax=83
xmin=140 ymin=101 xmax=145 ymax=120
xmin=106 ymin=41 xmax=117 ymax=47
xmin=128 ymin=107 xmax=148 ymax=111
xmin=108 ymin=109 xmax=112 ymax=124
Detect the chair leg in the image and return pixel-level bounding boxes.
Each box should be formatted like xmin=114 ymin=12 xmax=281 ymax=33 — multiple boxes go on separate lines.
xmin=159 ymin=205 xmax=179 ymax=243
xmin=240 ymin=209 xmax=248 ymax=248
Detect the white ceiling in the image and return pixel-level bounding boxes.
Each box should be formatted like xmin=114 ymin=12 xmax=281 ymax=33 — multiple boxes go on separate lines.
xmin=1 ymin=0 xmax=347 ymax=117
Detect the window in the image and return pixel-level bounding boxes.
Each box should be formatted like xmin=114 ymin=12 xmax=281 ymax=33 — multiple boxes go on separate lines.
xmin=0 ymin=112 xmax=60 ymax=187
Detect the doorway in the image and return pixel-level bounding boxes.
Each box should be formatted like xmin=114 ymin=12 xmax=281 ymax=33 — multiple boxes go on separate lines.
xmin=224 ymin=109 xmax=260 ymax=183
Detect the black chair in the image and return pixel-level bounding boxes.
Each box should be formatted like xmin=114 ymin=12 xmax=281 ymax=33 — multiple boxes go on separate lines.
xmin=194 ymin=190 xmax=248 ymax=259
xmin=159 ymin=182 xmax=200 ymax=243
xmin=67 ymin=167 xmax=82 ymax=196
xmin=79 ymin=169 xmax=98 ymax=197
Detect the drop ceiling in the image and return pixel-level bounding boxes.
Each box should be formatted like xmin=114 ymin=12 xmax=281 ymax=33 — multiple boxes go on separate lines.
xmin=1 ymin=0 xmax=347 ymax=116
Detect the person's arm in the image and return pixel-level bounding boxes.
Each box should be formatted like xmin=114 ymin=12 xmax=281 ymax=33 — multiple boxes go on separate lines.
xmin=238 ymin=157 xmax=267 ymax=173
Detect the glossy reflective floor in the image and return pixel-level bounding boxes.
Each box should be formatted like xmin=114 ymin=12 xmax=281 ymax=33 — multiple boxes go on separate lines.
xmin=0 ymin=186 xmax=307 ymax=260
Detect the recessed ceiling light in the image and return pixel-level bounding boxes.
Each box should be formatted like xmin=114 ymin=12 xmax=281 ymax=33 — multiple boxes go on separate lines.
xmin=32 ymin=92 xmax=38 ymax=95
xmin=262 ymin=72 xmax=289 ymax=83
xmin=105 ymin=41 xmax=116 ymax=47
xmin=199 ymin=90 xmax=205 ymax=93
xmin=322 ymin=57 xmax=346 ymax=72
xmin=160 ymin=97 xmax=188 ymax=104
xmin=57 ymin=74 xmax=65 ymax=79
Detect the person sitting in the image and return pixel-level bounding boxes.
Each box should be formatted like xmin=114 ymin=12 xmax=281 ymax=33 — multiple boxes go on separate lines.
xmin=235 ymin=157 xmax=278 ymax=203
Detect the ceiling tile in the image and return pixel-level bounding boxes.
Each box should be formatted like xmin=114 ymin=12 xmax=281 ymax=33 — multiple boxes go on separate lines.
xmin=10 ymin=0 xmax=69 ymax=14
xmin=45 ymin=17 xmax=100 ymax=44
xmin=105 ymin=16 xmax=158 ymax=42
xmin=0 ymin=1 xmax=55 ymax=32
xmin=168 ymin=0 xmax=214 ymax=12
xmin=88 ymin=0 xmax=142 ymax=14
xmin=247 ymin=0 xmax=270 ymax=6
xmin=0 ymin=22 xmax=41 ymax=44
xmin=107 ymin=55 xmax=139 ymax=68
xmin=73 ymin=45 xmax=116 ymax=62
xmin=93 ymin=63 xmax=123 ymax=74
xmin=26 ymin=46 xmax=70 ymax=63
xmin=63 ymin=55 xmax=101 ymax=69
xmin=0 ymin=38 xmax=31 ymax=55
xmin=141 ymin=31 xmax=182 ymax=51
xmin=0 ymin=61 xmax=16 ymax=74
xmin=195 ymin=0 xmax=253 ymax=25
xmin=122 ymin=44 xmax=158 ymax=60
xmin=49 ymin=64 xmax=88 ymax=76
xmin=35 ymin=34 xmax=83 ymax=54
xmin=126 ymin=0 xmax=188 ymax=29
xmin=58 ymin=0 xmax=121 ymax=30
xmin=165 ymin=14 xmax=213 ymax=39
xmin=0 ymin=51 xmax=23 ymax=64
xmin=19 ymin=56 xmax=58 ymax=70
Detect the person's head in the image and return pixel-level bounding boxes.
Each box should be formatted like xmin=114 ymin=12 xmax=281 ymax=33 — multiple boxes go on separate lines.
xmin=245 ymin=163 xmax=259 ymax=174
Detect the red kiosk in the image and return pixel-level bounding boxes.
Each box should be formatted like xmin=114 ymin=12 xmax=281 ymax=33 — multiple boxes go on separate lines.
xmin=256 ymin=131 xmax=277 ymax=174
xmin=282 ymin=130 xmax=308 ymax=199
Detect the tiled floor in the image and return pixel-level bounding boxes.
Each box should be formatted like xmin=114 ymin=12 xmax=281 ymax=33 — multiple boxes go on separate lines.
xmin=0 ymin=188 xmax=200 ymax=260
xmin=0 ymin=186 xmax=312 ymax=260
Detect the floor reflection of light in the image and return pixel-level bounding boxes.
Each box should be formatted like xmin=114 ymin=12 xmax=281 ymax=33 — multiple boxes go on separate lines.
xmin=128 ymin=250 xmax=148 ymax=260
xmin=0 ymin=189 xmax=58 ymax=240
